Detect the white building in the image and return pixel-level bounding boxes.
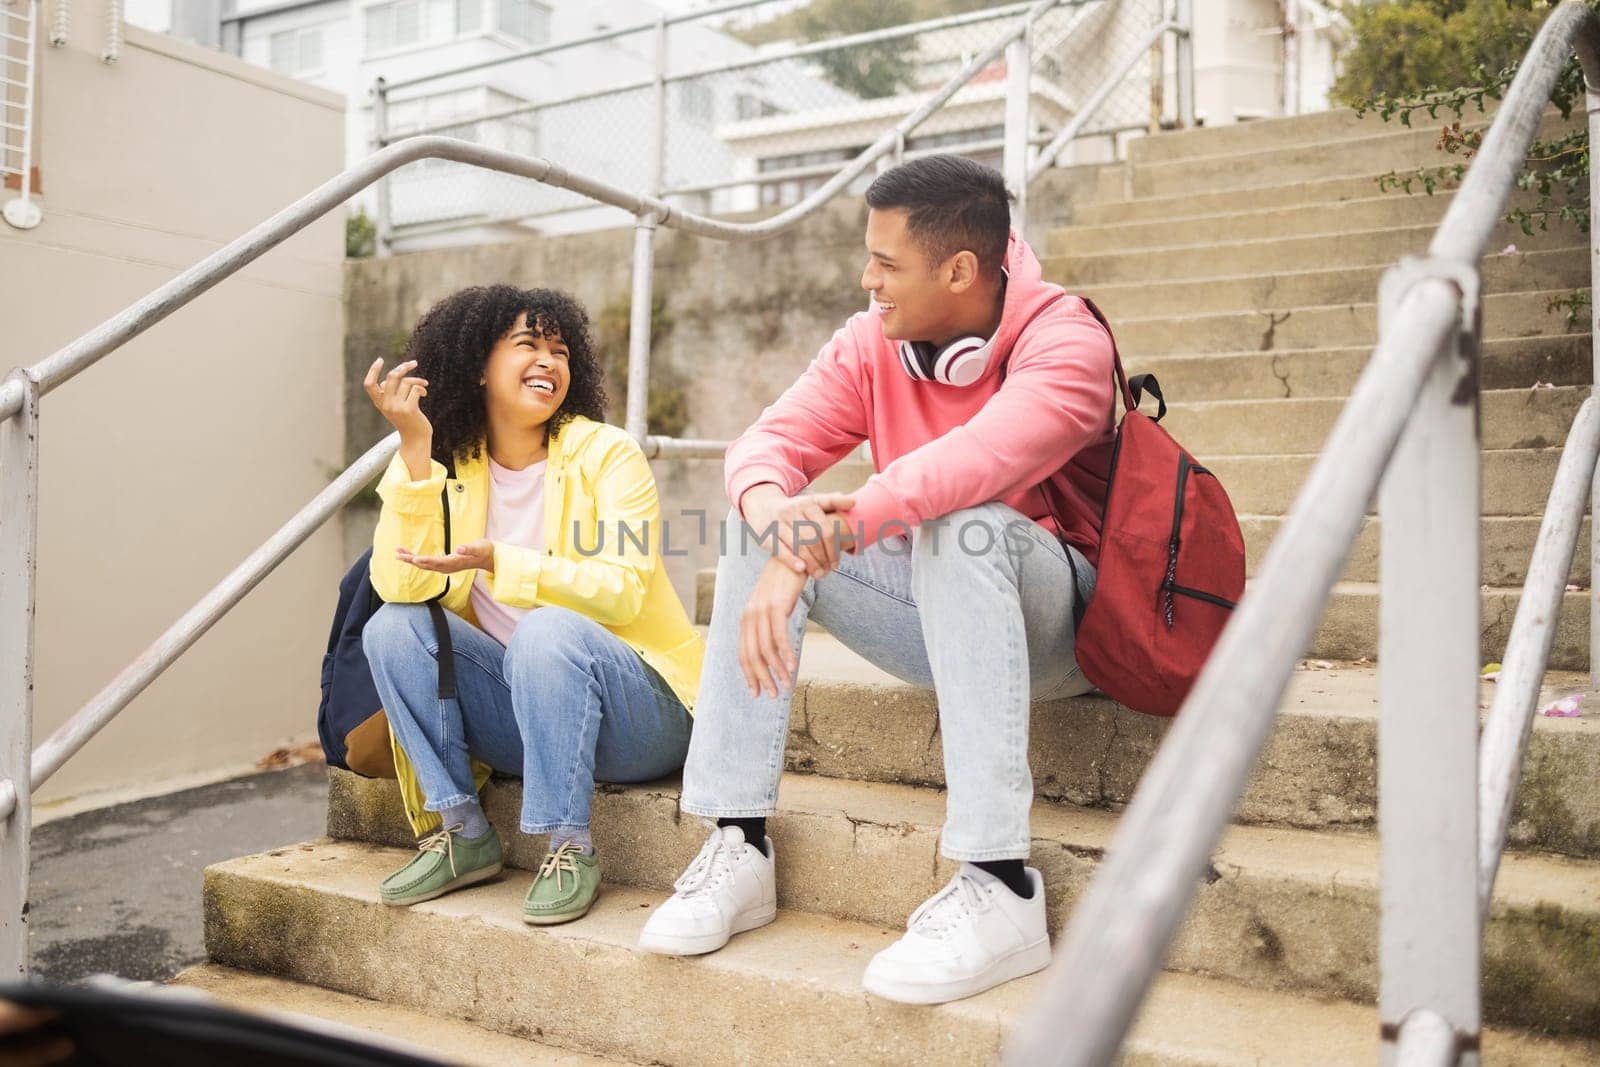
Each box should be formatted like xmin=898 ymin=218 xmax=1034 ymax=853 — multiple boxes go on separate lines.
xmin=125 ymin=0 xmax=1350 ymax=246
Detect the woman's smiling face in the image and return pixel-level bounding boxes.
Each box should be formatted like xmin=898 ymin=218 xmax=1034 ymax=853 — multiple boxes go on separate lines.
xmin=479 ymin=311 xmax=572 ymax=428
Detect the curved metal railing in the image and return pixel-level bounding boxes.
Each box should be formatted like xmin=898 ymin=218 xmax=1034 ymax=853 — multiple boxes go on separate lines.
xmin=1006 ymin=4 xmax=1600 ymax=1064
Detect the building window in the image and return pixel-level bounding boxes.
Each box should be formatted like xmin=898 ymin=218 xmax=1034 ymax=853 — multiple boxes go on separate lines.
xmin=756 ymin=146 xmax=865 ymax=207
xmin=734 ymin=92 xmax=780 ymax=121
xmin=495 ymin=0 xmax=549 ymax=45
xmin=269 ymin=25 xmax=324 ymax=74
xmin=365 ymin=0 xmax=485 ymax=54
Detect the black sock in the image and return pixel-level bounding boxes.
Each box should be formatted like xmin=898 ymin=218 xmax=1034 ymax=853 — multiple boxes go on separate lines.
xmin=717 ymin=817 xmax=768 ymax=857
xmin=974 ymin=859 xmax=1033 ymax=899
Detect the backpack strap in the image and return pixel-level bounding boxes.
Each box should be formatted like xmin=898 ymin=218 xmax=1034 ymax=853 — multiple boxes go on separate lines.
xmin=427 ymin=456 xmax=457 ymax=701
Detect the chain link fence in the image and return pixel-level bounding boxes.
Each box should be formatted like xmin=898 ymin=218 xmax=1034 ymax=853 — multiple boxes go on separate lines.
xmin=382 ymin=0 xmax=1170 ymax=246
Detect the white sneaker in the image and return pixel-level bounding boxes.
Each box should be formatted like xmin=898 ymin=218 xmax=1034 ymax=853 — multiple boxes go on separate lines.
xmin=637 ymin=826 xmax=778 ymax=956
xmin=862 ymin=863 xmax=1051 ymax=1004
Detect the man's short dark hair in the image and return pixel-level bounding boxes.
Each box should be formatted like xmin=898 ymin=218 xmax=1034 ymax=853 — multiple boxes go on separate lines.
xmin=864 ymin=154 xmax=1015 ymax=277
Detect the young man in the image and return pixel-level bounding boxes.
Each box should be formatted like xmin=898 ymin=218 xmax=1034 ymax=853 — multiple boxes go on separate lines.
xmin=638 ymin=154 xmax=1116 ymax=1004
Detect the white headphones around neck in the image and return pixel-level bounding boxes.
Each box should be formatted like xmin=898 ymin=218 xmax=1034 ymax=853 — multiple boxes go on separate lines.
xmin=896 ymin=335 xmax=996 ymax=388
xmin=892 ymin=268 xmax=1008 ymax=389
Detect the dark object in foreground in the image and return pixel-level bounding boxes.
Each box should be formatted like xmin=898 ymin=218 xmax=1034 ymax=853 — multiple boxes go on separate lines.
xmin=0 ymin=981 xmax=451 ymax=1067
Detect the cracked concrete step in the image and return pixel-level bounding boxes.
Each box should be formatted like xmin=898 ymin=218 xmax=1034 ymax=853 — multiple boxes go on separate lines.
xmin=170 ymin=965 xmax=618 ymax=1065
xmin=1128 ymin=115 xmax=1577 ymax=199
xmin=1125 ymin=108 xmax=1433 ymax=165
xmin=1124 ymin=334 xmax=1590 ymax=401
xmin=205 ymin=841 xmax=1600 ymax=1058
xmin=1060 ymin=249 xmax=1588 ymax=318
xmin=1205 ymin=448 xmax=1562 ymax=516
xmin=312 ymin=767 xmax=1600 ymax=1038
xmin=1109 ymin=290 xmax=1578 ymax=359
xmin=1242 ymin=513 xmax=1590 ymax=586
xmin=1049 ymin=222 xmax=1578 ymax=286
xmin=555 ymin=626 xmax=1600 ymax=855
xmin=1048 ymin=189 xmax=1564 ymax=256
xmin=1155 ymin=385 xmax=1584 ymax=457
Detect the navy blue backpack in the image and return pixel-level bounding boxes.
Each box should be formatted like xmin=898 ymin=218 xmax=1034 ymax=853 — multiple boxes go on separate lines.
xmin=316 ymin=465 xmax=457 ymax=776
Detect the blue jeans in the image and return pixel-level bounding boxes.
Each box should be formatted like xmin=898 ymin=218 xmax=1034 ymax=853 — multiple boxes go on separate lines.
xmin=364 ymin=603 xmax=692 ymax=835
xmin=681 ymin=502 xmax=1094 ymax=861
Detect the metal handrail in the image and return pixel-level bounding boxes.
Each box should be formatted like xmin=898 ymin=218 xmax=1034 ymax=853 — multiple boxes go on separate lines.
xmin=1006 ymin=3 xmax=1600 ymax=1064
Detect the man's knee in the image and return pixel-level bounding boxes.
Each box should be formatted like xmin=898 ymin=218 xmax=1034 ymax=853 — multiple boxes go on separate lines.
xmin=362 ymin=602 xmax=431 ymax=662
xmin=914 ymin=502 xmax=1029 ymax=567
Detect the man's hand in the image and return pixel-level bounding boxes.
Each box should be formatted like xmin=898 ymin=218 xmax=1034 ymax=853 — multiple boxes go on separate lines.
xmin=740 ymin=557 xmax=810 ymax=698
xmin=0 ymin=999 xmax=71 ymax=1066
xmin=396 ymin=539 xmax=495 ymax=575
xmin=739 ymin=486 xmax=857 ymax=580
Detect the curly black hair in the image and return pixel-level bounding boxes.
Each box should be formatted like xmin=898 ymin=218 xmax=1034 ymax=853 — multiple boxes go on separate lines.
xmin=403 ymin=285 xmax=609 ymax=466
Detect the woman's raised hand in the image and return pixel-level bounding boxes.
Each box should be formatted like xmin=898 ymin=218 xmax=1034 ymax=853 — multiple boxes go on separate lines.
xmin=364 ymin=358 xmax=433 ymax=480
xmin=365 ymin=358 xmax=431 ymax=439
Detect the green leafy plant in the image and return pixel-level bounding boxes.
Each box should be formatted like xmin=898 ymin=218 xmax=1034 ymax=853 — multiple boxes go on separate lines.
xmin=1343 ymin=1 xmax=1592 ymax=329
xmin=347 ymin=207 xmax=377 ymax=259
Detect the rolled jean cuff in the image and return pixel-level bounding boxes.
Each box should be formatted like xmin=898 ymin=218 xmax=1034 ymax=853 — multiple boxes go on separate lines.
xmin=520 ymin=819 xmax=589 ymax=835
xmin=680 ymin=800 xmax=778 ymax=819
xmin=422 ymin=792 xmax=478 ymax=813
xmin=940 ymin=842 xmax=1032 ymax=863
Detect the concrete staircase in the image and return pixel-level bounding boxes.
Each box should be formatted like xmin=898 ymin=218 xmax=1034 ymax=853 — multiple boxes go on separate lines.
xmin=185 ymin=109 xmax=1600 ymax=1063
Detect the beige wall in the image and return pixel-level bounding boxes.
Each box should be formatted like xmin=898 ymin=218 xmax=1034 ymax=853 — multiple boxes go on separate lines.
xmin=1 ymin=6 xmax=347 ymax=809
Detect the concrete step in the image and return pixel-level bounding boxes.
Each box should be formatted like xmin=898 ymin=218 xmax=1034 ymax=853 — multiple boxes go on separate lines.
xmin=1048 ymin=190 xmax=1554 ymax=256
xmin=1050 ymin=222 xmax=1578 ymax=286
xmin=1111 ymin=291 xmax=1578 ymax=359
xmin=1125 ymin=334 xmax=1590 ymax=402
xmin=1242 ymin=513 xmax=1590 ymax=587
xmin=1158 ymin=385 xmax=1584 ymax=457
xmin=1206 ymin=448 xmax=1561 ymax=517
xmin=1064 ymin=249 xmax=1589 ymax=318
xmin=1311 ymin=581 xmax=1588 ymax=669
xmin=1074 ymin=173 xmax=1419 ymax=226
xmin=1128 ymin=115 xmax=1577 ymax=199
xmin=204 ymin=840 xmax=1600 ymax=1054
xmin=327 ymin=633 xmax=1600 ymax=855
xmin=171 ymin=965 xmax=616 ymax=1065
xmin=1126 ymin=108 xmax=1413 ymax=165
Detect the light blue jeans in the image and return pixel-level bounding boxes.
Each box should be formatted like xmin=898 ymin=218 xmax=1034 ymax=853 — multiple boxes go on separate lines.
xmin=364 ymin=603 xmax=692 ymax=835
xmin=681 ymin=502 xmax=1095 ymax=861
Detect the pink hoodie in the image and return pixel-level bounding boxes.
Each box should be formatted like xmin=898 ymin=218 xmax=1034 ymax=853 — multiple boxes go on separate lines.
xmin=725 ymin=230 xmax=1117 ymax=566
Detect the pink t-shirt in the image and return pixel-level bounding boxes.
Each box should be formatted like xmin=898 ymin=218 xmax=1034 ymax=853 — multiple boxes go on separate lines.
xmin=469 ymin=455 xmax=547 ymax=646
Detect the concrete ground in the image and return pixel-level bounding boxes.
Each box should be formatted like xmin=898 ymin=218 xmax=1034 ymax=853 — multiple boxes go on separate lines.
xmin=28 ymin=762 xmax=328 ymax=983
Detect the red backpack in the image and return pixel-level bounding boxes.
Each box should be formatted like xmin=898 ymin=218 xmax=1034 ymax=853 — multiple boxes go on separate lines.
xmin=1069 ymin=300 xmax=1246 ymax=717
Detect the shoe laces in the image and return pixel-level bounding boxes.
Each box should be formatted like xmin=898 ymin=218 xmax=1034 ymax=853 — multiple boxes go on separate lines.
xmin=673 ymin=828 xmax=740 ymax=897
xmin=907 ymin=870 xmax=991 ymax=940
xmin=417 ymin=822 xmax=466 ymax=878
xmin=537 ymin=841 xmax=583 ymax=894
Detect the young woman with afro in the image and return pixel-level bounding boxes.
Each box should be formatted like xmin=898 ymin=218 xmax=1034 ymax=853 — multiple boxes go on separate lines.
xmin=360 ymin=284 xmax=703 ymax=925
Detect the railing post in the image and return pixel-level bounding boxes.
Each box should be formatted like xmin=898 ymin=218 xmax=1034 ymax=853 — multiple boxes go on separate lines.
xmin=1004 ymin=18 xmax=1032 ymax=234
xmin=372 ymin=77 xmax=392 ymax=258
xmin=649 ymin=14 xmax=667 ymax=198
xmin=1174 ymin=0 xmax=1195 ymax=128
xmin=625 ymin=211 xmax=657 ymax=447
xmin=0 ymin=369 xmax=40 ymax=978
xmin=1282 ymin=0 xmax=1301 ymax=117
xmin=1376 ymin=259 xmax=1483 ymax=1067
xmin=1589 ymin=79 xmax=1600 ymax=692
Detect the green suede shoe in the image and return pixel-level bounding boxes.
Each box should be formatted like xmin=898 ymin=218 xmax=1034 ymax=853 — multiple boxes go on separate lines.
xmin=380 ymin=823 xmax=504 ymax=907
xmin=522 ymin=842 xmax=601 ymax=925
